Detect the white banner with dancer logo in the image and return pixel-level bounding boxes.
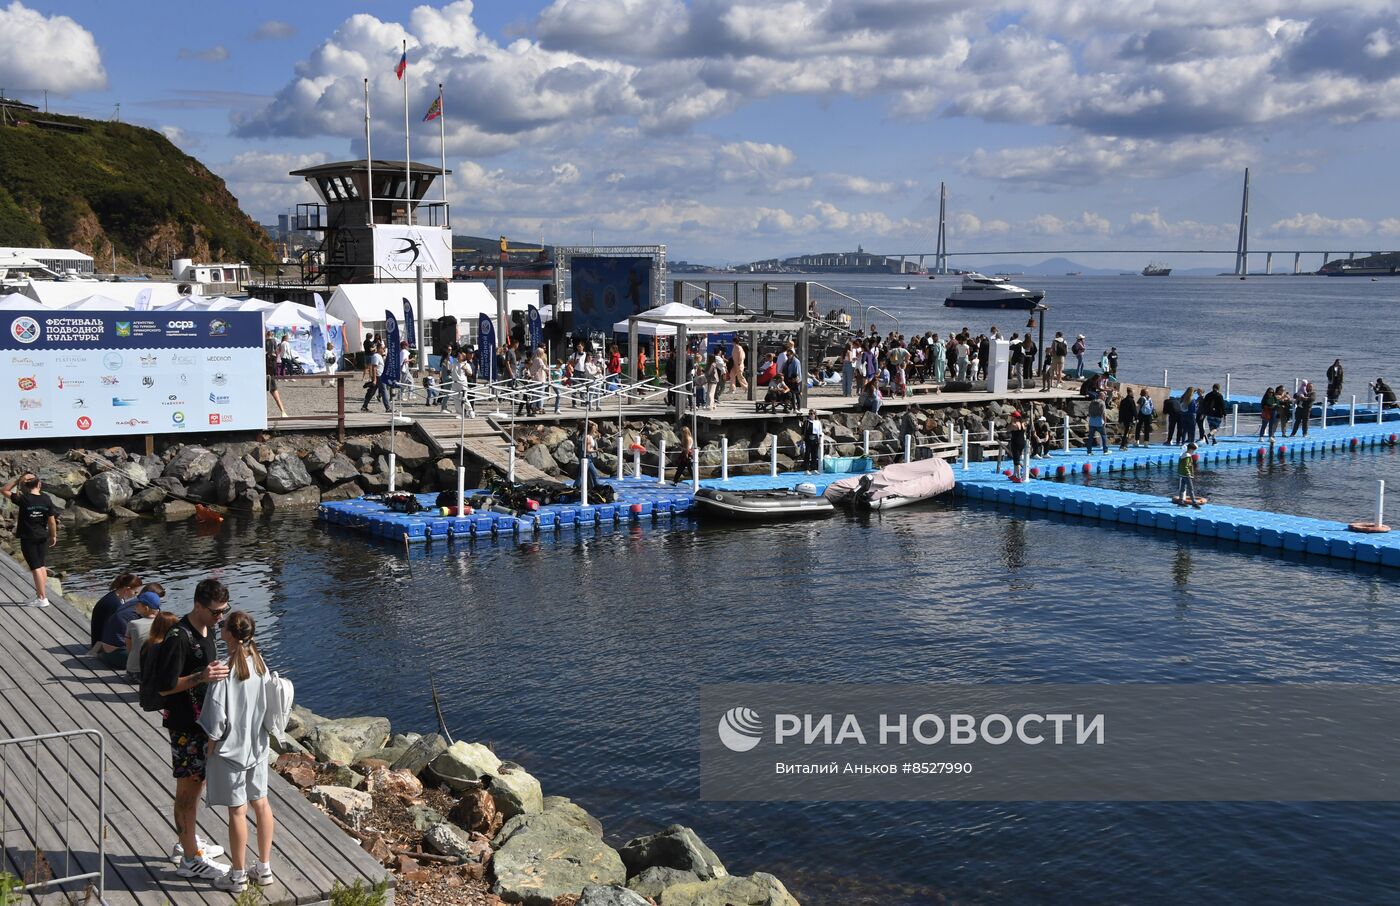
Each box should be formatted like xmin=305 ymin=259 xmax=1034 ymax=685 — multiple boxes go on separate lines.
xmin=373 ymin=224 xmax=452 ymax=279
xmin=1 ymin=310 xmax=266 ymax=441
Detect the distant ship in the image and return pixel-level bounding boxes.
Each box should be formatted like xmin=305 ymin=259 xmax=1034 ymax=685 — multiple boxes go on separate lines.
xmin=1142 ymin=262 xmax=1172 ymax=276
xmin=943 ymin=272 xmax=1045 ymax=309
xmin=1065 ymin=271 xmax=1083 ymax=276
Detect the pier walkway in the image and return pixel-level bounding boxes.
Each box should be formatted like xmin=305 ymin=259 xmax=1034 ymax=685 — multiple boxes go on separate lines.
xmin=0 ymin=556 xmax=392 ymax=906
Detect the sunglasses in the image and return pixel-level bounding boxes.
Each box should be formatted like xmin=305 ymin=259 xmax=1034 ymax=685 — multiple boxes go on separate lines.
xmin=204 ymin=603 xmax=230 ymax=616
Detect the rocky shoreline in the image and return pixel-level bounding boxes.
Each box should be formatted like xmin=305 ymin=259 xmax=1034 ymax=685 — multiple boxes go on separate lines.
xmin=276 ymin=705 xmax=798 ymax=906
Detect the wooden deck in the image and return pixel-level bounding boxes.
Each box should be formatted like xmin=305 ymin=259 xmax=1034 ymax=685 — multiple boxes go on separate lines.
xmin=0 ymin=555 xmax=392 ymax=906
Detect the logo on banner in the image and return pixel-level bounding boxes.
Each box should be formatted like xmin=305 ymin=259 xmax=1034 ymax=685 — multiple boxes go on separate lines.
xmin=11 ymin=316 xmax=40 ymax=344
xmin=169 ymin=320 xmax=194 ymax=330
xmin=140 ymin=354 xmax=158 ymax=367
xmin=142 ymin=376 xmax=155 ymax=388
xmin=115 ymin=321 xmax=132 ymax=337
xmin=172 ymin=411 xmax=186 ymax=427
xmin=208 ymin=413 xmax=233 ymax=425
xmin=209 ymin=319 xmax=229 ymax=337
xmin=115 ymin=417 xmax=149 ymax=427
xmin=72 ymin=398 xmax=87 ymax=409
xmin=76 ymin=416 xmax=92 ymax=430
xmin=208 ymin=392 xmax=230 ymax=405
xmin=717 ymin=708 xmax=764 ymax=753
xmin=103 ymin=352 xmax=123 ymax=371
xmin=206 ymin=354 xmax=232 ymax=363
xmin=163 ymin=395 xmax=183 ymax=406
xmin=57 ymin=376 xmax=85 ymax=390
xmin=211 ymin=372 xmax=228 ymax=385
xmin=17 ymin=376 xmax=36 ymax=391
xmin=10 ymin=355 xmax=39 ymax=367
xmin=18 ymin=420 xmax=29 ymax=431
xmin=19 ymin=398 xmax=42 ymax=410
xmin=100 ymin=376 xmax=119 ymax=386
xmin=55 ymin=353 xmax=85 ymax=367
xmin=112 ymin=397 xmax=136 ymax=407
xmin=172 ymin=354 xmax=196 ymax=366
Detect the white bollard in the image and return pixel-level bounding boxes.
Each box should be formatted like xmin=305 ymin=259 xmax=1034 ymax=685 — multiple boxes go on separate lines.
xmin=1350 ymin=395 xmax=1357 ymax=426
xmin=1232 ymin=403 xmax=1240 ymax=437
xmin=1163 ymin=368 xmax=1169 ymax=388
xmin=507 ymin=447 xmax=516 ymax=484
xmin=1225 ymin=372 xmax=1232 ymax=400
xmin=769 ymin=435 xmax=779 ymax=477
xmin=1380 ymin=402 xmax=1386 ymax=425
xmin=1322 ymin=400 xmax=1328 ymax=429
xmin=456 ymin=466 xmax=465 ymax=513
xmin=989 ymin=422 xmax=996 ymax=444
xmin=961 ymin=429 xmax=969 ymax=471
xmin=948 ymin=423 xmax=954 ymax=444
xmin=1062 ymin=414 xmax=1071 ymax=453
xmin=903 ymin=434 xmax=912 ymax=463
xmin=658 ymin=438 xmax=667 ymax=484
xmin=692 ymin=451 xmax=700 ymax=492
xmin=387 ymin=452 xmax=397 ymax=493
xmin=1294 ymin=377 xmax=1300 ymax=395
xmin=579 ymin=450 xmax=590 ymax=506
xmin=862 ymin=429 xmax=871 ymax=456
xmin=818 ymin=435 xmax=826 ymax=472
xmin=721 ymin=437 xmax=730 ymax=480
xmin=616 ymin=435 xmax=625 ymax=481
xmin=632 ymin=443 xmax=642 ymax=479
xmin=1377 ymin=479 xmax=1387 ymax=527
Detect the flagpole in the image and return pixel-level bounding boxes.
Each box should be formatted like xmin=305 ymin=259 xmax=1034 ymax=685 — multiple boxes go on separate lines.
xmin=402 ymin=39 xmax=412 ymax=227
xmin=438 ymin=82 xmax=448 ymax=213
xmin=364 ymin=78 xmax=373 ymax=227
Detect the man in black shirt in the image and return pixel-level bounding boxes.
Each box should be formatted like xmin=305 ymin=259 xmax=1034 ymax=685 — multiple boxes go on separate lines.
xmin=151 ymin=578 xmax=231 ymax=879
xmin=3 ymin=472 xmax=57 ymax=607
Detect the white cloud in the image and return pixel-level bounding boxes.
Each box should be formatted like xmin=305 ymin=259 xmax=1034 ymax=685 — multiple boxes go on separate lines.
xmin=178 ymin=45 xmax=229 ymax=63
xmin=0 ymin=1 xmax=106 ymax=93
xmin=963 ymin=135 xmax=1252 ymax=188
xmin=220 ymin=150 xmax=330 ymax=221
xmin=251 ymin=20 xmax=296 ymax=41
xmin=1265 ymin=212 xmax=1373 ymax=238
xmin=1124 ymin=208 xmax=1234 ymax=241
xmin=1026 ymin=211 xmax=1113 ymax=236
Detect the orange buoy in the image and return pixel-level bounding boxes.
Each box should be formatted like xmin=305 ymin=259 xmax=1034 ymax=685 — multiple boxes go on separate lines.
xmin=194 ymin=503 xmax=224 ymax=525
xmin=1348 ymin=522 xmax=1391 ymax=533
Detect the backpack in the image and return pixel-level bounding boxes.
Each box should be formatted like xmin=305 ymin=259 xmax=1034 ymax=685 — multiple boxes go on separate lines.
xmin=138 ymin=641 xmax=166 ymax=712
xmin=1054 ymin=338 xmax=1068 ymax=356
xmin=1139 ymin=396 xmax=1155 ymax=417
xmin=263 ymin=670 xmax=295 ymax=744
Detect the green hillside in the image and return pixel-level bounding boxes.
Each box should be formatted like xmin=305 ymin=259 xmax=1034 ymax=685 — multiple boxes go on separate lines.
xmin=0 ymin=112 xmax=275 ymax=267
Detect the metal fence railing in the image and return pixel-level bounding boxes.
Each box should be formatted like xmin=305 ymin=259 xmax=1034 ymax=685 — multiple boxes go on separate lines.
xmin=1 ymin=729 xmax=106 ymax=903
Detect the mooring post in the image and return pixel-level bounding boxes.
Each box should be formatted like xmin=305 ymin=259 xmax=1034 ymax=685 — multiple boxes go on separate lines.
xmin=818 ymin=434 xmax=826 ymax=472
xmin=658 ymin=438 xmax=667 ymax=484
xmin=615 ymin=434 xmax=625 ymax=481
xmin=1350 ymin=395 xmax=1357 ymax=427
xmin=1225 ymin=372 xmax=1231 ymax=400
xmin=1377 ymin=479 xmax=1387 ymax=527
xmin=632 ymin=443 xmax=642 ymax=479
xmin=961 ymin=429 xmax=969 ymax=470
xmin=387 ymin=452 xmax=397 ymax=493
xmin=1163 ymin=368 xmax=1169 ymax=388
xmin=720 ymin=436 xmax=730 ymax=480
xmin=903 ymin=434 xmax=912 ymax=463
xmin=769 ymin=435 xmax=779 ymax=477
xmin=1062 ymin=414 xmax=1070 ymax=452
xmin=579 ymin=450 xmax=591 ymax=507
xmin=862 ymin=429 xmax=870 ymax=456
xmin=1232 ymin=403 xmax=1240 ymax=437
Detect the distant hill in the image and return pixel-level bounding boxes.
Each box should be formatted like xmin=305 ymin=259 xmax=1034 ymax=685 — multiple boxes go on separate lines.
xmin=0 ymin=112 xmax=275 ymax=267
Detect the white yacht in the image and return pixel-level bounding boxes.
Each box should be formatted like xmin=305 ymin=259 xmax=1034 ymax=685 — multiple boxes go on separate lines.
xmin=942 ymin=272 xmax=1045 ymax=309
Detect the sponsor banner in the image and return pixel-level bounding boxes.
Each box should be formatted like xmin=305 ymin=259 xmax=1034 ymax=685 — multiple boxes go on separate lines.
xmin=2 ymin=310 xmax=265 ymax=440
xmin=570 ymin=256 xmax=652 ymax=337
xmin=373 ymin=224 xmax=452 ymax=279
xmin=702 ymin=684 xmax=1400 ymax=801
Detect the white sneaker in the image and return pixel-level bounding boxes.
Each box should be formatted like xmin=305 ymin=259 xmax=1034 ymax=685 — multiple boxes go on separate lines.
xmin=252 ymin=862 xmax=274 ymax=887
xmin=176 ymin=855 xmax=229 ymax=881
xmin=26 ymin=597 xmax=48 ymax=608
xmin=214 ymin=870 xmax=247 ymax=893
xmin=171 ymin=839 xmax=226 ymax=863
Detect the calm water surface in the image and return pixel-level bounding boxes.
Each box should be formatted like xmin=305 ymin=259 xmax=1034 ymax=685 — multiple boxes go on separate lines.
xmin=45 ymin=276 xmax=1400 ymax=904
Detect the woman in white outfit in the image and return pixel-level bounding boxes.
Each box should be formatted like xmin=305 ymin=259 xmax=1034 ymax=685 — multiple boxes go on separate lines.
xmin=200 ymin=611 xmax=276 ymax=893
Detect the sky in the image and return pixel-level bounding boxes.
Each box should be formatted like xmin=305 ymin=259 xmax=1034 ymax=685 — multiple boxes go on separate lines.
xmin=4 ymin=0 xmax=1400 ymax=268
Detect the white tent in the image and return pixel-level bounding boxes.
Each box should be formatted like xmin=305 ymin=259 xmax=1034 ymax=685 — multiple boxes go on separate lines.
xmin=613 ymin=301 xmax=733 ymax=336
xmin=22 ymin=279 xmax=192 ymax=309
xmin=264 ymin=301 xmax=347 ymax=373
xmin=61 ymin=295 xmax=136 ymax=311
xmin=327 ymin=282 xmax=532 ymax=352
xmin=0 ymin=292 xmax=44 ymax=311
xmin=205 ymin=297 xmax=273 ymax=312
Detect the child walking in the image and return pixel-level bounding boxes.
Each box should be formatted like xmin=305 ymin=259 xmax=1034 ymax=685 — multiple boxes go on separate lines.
xmin=199 ymin=611 xmax=277 ymax=893
xmin=1177 ymin=443 xmax=1202 ymax=508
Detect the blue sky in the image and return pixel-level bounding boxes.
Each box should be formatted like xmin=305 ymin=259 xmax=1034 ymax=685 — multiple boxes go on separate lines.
xmin=4 ymin=0 xmax=1400 ymax=268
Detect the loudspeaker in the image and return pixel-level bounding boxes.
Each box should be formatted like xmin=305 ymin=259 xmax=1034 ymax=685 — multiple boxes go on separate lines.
xmin=555 ymin=310 xmax=573 ymax=334
xmin=433 ymin=316 xmax=458 ymax=354
xmin=435 ymin=280 xmax=449 ymax=301
xmin=543 ymin=283 xmax=556 ymax=309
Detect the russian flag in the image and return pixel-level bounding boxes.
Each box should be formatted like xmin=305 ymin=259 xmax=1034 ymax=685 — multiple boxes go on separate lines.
xmin=394 ymin=50 xmax=406 ymax=80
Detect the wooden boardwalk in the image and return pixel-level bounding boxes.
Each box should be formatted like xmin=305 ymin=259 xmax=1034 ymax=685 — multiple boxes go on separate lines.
xmin=0 ymin=556 xmax=392 ymax=906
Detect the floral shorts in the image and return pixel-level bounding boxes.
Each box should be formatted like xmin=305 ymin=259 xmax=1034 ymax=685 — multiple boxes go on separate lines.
xmin=168 ymin=728 xmax=208 ymax=780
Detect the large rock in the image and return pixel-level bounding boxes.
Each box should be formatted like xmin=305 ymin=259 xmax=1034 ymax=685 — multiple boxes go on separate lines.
xmin=429 ymin=741 xmax=501 ymax=792
xmin=127 ymin=485 xmax=166 ymax=513
xmin=81 ymin=472 xmax=132 ymax=511
xmin=161 ymin=500 xmax=196 ymax=521
xmin=523 ymin=444 xmax=557 ymax=473
xmin=266 ymin=454 xmax=313 ymax=494
xmin=242 ymin=453 xmax=269 ymax=483
xmin=38 ymin=463 xmax=88 ymax=499
xmin=285 ymin=705 xmax=325 ymax=742
xmin=541 ymin=796 xmax=603 ymax=839
xmin=423 ymin=822 xmax=473 ymax=859
xmin=491 ymin=820 xmax=626 ymax=906
xmin=534 ymin=426 xmax=569 ymax=448
xmin=307 ymin=716 xmax=391 ymax=765
xmin=65 ymin=505 xmax=108 ymax=527
xmin=113 ymin=461 xmax=149 ymax=488
xmin=212 ymin=452 xmax=257 ymax=505
xmin=553 ymin=442 xmax=579 ymax=471
xmin=153 ymin=476 xmax=187 ymax=497
xmin=657 ymin=873 xmax=799 ymax=906
xmin=309 ymin=785 xmax=373 ymax=824
xmin=321 ymin=481 xmax=363 ymax=502
xmin=627 ymin=866 xmax=702 ymax=901
xmin=578 ymin=886 xmax=650 ymax=906
xmin=618 ymin=825 xmax=726 ymax=881
xmin=486 ymin=762 xmax=544 ymax=820
xmin=304 ymin=444 xmax=336 ymax=472
xmin=164 ymin=446 xmax=217 ymax=483
xmin=262 ymin=487 xmax=322 ymax=509
xmin=389 ymin=435 xmax=433 ymax=467
xmin=391 ymin=732 xmax=448 ymax=776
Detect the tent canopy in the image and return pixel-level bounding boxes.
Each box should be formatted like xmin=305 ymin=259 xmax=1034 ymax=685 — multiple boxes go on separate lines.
xmin=264 ymin=300 xmax=344 ymax=331
xmin=22 ymin=279 xmax=192 ymax=309
xmin=327 ymin=282 xmax=539 ymax=351
xmin=615 ymin=301 xmax=734 ymax=336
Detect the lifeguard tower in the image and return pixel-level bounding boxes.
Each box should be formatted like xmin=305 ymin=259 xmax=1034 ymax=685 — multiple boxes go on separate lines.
xmin=289 ymin=159 xmax=452 ymax=284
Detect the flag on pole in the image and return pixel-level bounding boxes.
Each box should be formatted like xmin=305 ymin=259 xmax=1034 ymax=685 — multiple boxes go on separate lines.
xmin=402 ymin=297 xmax=417 ymax=348
xmin=394 ymin=50 xmax=407 ymax=79
xmin=527 ymin=305 xmax=542 ymax=352
xmin=476 ymin=314 xmax=496 ymax=382
xmin=133 ymin=287 xmax=152 ymax=312
xmin=383 ymin=311 xmax=402 ymax=386
xmin=423 ymin=94 xmax=442 ymax=122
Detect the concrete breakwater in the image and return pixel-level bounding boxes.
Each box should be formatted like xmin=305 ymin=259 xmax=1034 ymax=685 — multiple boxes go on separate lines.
xmin=275 ymin=704 xmax=800 ymax=906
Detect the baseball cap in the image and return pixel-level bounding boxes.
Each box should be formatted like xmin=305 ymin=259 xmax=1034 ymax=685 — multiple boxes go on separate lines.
xmin=136 ymin=591 xmax=162 ymax=610
xmin=1012 ymin=410 xmax=1022 ymax=418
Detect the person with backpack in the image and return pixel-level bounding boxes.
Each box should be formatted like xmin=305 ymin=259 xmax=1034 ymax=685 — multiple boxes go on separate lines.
xmin=1135 ymin=389 xmax=1156 ymax=446
xmin=1202 ymin=383 xmax=1227 ymax=444
xmin=1071 ymin=334 xmax=1087 ymax=379
xmin=1050 ymin=332 xmax=1068 ymax=383
xmin=146 ymin=578 xmax=231 ymax=882
xmin=199 ymin=611 xmax=278 ymax=893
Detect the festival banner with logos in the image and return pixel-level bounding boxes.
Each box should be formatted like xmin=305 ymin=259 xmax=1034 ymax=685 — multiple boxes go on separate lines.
xmin=373 ymin=224 xmax=452 ymax=279
xmin=1 ymin=310 xmax=266 ymax=440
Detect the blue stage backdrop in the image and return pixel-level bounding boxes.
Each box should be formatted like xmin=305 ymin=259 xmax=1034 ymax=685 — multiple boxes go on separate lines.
xmin=570 ymin=256 xmax=652 ymax=338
